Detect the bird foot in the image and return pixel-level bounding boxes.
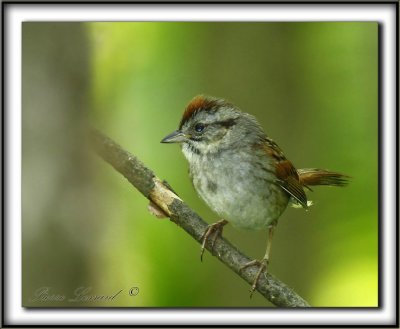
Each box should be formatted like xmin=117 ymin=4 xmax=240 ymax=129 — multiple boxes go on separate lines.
xmin=200 ymin=219 xmax=228 ymax=261
xmin=240 ymin=258 xmax=269 ymax=298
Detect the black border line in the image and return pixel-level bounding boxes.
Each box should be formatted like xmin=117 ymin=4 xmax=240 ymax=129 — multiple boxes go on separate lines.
xmin=1 ymin=1 xmax=398 ymax=328
xmin=395 ymin=1 xmax=399 ymax=328
xmin=1 ymin=1 xmax=400 ymax=5
xmin=1 ymin=1 xmax=6 ymax=329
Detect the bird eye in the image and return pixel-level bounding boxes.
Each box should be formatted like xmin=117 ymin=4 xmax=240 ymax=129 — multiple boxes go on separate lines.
xmin=194 ymin=123 xmax=205 ymax=133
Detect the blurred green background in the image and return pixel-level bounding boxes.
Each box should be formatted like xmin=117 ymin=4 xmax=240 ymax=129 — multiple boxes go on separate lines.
xmin=22 ymin=22 xmax=378 ymax=307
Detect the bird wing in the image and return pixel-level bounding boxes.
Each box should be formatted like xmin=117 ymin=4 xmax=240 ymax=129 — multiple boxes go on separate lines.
xmin=263 ymin=138 xmax=308 ymax=209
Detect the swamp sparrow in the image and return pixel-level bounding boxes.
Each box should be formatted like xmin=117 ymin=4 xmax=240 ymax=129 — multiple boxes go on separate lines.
xmin=161 ymin=95 xmax=348 ymax=295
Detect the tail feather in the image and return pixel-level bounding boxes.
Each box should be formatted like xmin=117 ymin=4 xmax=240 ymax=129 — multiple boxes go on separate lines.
xmin=298 ymin=168 xmax=349 ymax=187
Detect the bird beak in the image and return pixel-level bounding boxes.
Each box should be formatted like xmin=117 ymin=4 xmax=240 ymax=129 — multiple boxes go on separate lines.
xmin=160 ymin=130 xmax=189 ymax=143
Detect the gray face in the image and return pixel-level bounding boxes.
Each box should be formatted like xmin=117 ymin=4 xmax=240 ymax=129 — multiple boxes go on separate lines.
xmin=180 ymin=105 xmax=266 ymax=155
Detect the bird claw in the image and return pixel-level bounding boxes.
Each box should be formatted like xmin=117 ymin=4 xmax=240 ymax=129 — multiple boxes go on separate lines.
xmin=200 ymin=219 xmax=228 ymax=261
xmin=240 ymin=258 xmax=269 ymax=298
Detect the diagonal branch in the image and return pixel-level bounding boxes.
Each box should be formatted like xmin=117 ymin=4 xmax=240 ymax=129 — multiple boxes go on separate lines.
xmin=90 ymin=128 xmax=311 ymax=307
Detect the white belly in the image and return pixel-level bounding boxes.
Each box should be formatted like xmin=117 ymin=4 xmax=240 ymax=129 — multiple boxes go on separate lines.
xmin=184 ymin=147 xmax=289 ymax=230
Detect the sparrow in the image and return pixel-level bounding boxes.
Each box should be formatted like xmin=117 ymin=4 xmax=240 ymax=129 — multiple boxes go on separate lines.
xmin=161 ymin=95 xmax=349 ymax=295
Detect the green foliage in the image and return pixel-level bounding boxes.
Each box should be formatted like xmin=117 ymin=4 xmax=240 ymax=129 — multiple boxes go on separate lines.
xmin=87 ymin=22 xmax=378 ymax=307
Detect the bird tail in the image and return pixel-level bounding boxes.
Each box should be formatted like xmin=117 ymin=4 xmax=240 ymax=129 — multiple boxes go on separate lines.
xmin=297 ymin=168 xmax=349 ymax=187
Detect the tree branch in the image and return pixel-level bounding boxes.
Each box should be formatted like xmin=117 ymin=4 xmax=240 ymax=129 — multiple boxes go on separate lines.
xmin=90 ymin=128 xmax=311 ymax=307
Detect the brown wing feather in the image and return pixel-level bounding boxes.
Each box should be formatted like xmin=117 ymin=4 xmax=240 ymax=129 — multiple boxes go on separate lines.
xmin=275 ymin=161 xmax=308 ymax=208
xmin=263 ymin=138 xmax=308 ymax=209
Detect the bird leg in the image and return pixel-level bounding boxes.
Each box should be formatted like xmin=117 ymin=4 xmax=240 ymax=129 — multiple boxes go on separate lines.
xmin=240 ymin=225 xmax=276 ymax=297
xmin=200 ymin=219 xmax=228 ymax=261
